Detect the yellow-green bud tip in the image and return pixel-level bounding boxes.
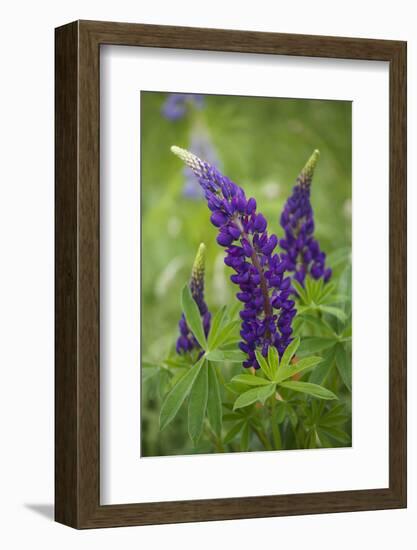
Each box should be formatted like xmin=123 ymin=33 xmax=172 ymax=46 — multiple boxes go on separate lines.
xmin=171 ymin=145 xmax=203 ymax=176
xmin=301 ymin=149 xmax=320 ymax=180
xmin=191 ymin=243 xmax=206 ymax=285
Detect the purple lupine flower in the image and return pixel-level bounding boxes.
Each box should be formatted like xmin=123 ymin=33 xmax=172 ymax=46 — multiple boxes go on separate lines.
xmin=162 ymin=93 xmax=204 ymax=121
xmin=176 ymin=243 xmax=211 ymax=354
xmin=171 ymin=146 xmax=296 ymax=369
xmin=279 ymin=150 xmax=332 ymax=286
xmin=183 ymin=129 xmax=220 ymax=199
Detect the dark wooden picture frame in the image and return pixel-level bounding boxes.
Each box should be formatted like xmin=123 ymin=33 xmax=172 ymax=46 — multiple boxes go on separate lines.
xmin=55 ymin=20 xmax=407 ymax=529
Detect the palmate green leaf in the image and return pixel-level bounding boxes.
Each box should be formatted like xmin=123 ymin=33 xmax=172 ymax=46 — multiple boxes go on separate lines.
xmin=159 ymin=356 xmax=205 ymax=431
xmin=207 ymin=363 xmax=222 ymax=437
xmin=207 ymin=306 xmax=227 ymax=348
xmin=205 ymin=349 xmax=246 ymax=363
xmin=255 ymin=350 xmax=273 ymax=380
xmin=231 ymin=374 xmax=272 ymax=386
xmin=276 ymin=356 xmax=323 ymax=383
xmin=280 ymin=336 xmax=300 ymax=370
xmin=188 ymin=362 xmax=209 ymax=445
xmin=335 ymin=343 xmax=352 ymax=391
xmin=298 ymin=336 xmax=336 ymax=355
xmin=279 ymin=380 xmax=337 ymax=400
xmin=233 ymin=383 xmax=275 ymax=410
xmin=181 ymin=285 xmax=207 ymax=349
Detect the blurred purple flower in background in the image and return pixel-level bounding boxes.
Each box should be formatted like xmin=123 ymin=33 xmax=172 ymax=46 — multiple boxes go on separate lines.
xmin=176 ymin=243 xmax=211 ymax=354
xmin=279 ymin=150 xmax=332 ymax=286
xmin=162 ymin=93 xmax=204 ymax=121
xmin=172 ymin=146 xmax=295 ymax=369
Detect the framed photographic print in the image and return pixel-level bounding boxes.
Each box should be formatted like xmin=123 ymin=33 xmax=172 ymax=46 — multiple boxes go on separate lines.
xmin=55 ymin=20 xmax=407 ymax=528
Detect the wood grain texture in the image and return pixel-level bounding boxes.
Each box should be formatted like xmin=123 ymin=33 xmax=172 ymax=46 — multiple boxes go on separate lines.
xmin=55 ymin=20 xmax=407 ymax=529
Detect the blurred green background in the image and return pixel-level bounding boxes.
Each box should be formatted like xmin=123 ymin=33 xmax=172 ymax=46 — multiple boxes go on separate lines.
xmin=140 ymin=91 xmax=351 ymax=456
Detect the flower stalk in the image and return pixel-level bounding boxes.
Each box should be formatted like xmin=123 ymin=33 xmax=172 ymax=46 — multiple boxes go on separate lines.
xmin=171 ymin=146 xmax=295 ymax=368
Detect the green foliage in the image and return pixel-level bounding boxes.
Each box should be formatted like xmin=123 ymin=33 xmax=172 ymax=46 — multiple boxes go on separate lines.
xmin=159 ymin=356 xmax=205 ymax=431
xmin=181 ymin=285 xmax=207 ymax=349
xmin=188 ymin=363 xmax=208 ymax=444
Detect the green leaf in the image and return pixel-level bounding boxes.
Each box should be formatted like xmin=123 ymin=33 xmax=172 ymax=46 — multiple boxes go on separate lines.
xmin=309 ymin=346 xmax=336 ymax=385
xmin=280 ymin=337 xmax=300 ymax=369
xmin=233 ymin=383 xmax=275 ymax=410
xmin=181 ymin=285 xmax=207 ymax=349
xmin=320 ymin=294 xmax=348 ymax=305
xmin=298 ymin=336 xmax=336 ymax=355
xmin=318 ymin=305 xmax=347 ymax=322
xmin=255 ymin=350 xmax=273 ymax=380
xmin=142 ymin=361 xmax=161 ymax=369
xmin=207 ymin=363 xmax=222 ymax=437
xmin=240 ymin=423 xmax=250 ymax=451
xmin=225 ymin=302 xmax=241 ymax=322
xmin=142 ymin=366 xmax=160 ymax=382
xmin=292 ymin=279 xmax=307 ymax=302
xmin=298 ymin=314 xmax=335 ymax=336
xmin=286 ymin=403 xmax=298 ymax=429
xmin=268 ymin=346 xmax=279 ymax=377
xmin=231 ymin=374 xmax=272 ymax=386
xmin=209 ymin=320 xmax=240 ymax=349
xmin=276 ymin=356 xmax=323 ymax=383
xmin=279 ymin=380 xmax=337 ymax=400
xmin=275 ymin=401 xmax=287 ymax=424
xmin=224 ymin=381 xmax=249 ymax=395
xmin=163 ymin=357 xmax=193 ymax=369
xmin=188 ymin=362 xmax=209 ymax=444
xmin=319 ymin=426 xmax=350 ymax=445
xmin=207 ymin=306 xmax=227 ymax=348
xmin=224 ymin=421 xmax=245 ymax=444
xmin=335 ymin=343 xmax=352 ymax=391
xmin=304 ymin=276 xmax=314 ymax=303
xmin=318 ymin=282 xmax=336 ymax=303
xmin=326 ymin=247 xmax=351 ymax=268
xmin=159 ymin=356 xmax=205 ymax=431
xmin=205 ymin=349 xmax=246 ymax=363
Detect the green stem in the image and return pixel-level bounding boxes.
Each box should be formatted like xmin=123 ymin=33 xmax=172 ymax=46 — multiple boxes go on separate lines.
xmin=270 ymin=396 xmax=282 ymax=450
xmin=205 ymin=423 xmax=225 ymax=453
xmin=251 ymin=423 xmax=273 ymax=451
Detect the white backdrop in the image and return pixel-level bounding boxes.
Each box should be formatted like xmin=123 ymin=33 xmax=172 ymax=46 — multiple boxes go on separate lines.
xmin=0 ymin=0 xmax=415 ymax=548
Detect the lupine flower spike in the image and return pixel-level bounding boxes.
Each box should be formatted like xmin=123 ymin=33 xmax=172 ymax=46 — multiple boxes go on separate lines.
xmin=176 ymin=243 xmax=211 ymax=354
xmin=171 ymin=146 xmax=296 ymax=369
xmin=279 ymin=150 xmax=332 ymax=285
